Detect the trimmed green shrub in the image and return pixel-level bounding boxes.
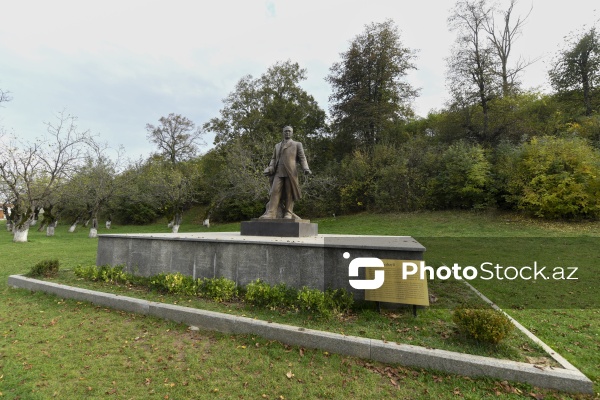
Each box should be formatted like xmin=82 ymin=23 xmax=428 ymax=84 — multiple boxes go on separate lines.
xmin=452 ymin=308 xmax=514 ymax=344
xmin=199 ymin=277 xmax=238 ymax=302
xmin=74 ymin=264 xmax=131 ymax=284
xmin=29 ymin=259 xmax=60 ymax=278
xmin=325 ymin=288 xmax=354 ymax=314
xmin=149 ymin=272 xmax=197 ymax=295
xmin=298 ymin=287 xmax=330 ymax=317
xmin=244 ymin=279 xmax=297 ymax=308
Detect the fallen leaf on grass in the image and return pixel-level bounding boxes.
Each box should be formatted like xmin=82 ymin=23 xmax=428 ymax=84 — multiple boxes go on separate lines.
xmin=286 ymin=371 xmax=294 ymax=379
xmin=526 ymin=357 xmax=551 ymax=367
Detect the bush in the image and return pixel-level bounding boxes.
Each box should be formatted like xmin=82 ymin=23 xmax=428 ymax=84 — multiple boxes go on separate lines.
xmin=427 ymin=141 xmax=492 ymax=210
xmin=452 ymin=308 xmax=514 ymax=344
xmin=29 ymin=259 xmax=60 ymax=278
xmin=244 ymin=280 xmax=297 ymax=308
xmin=505 ymin=136 xmax=600 ymax=218
xmin=199 ymin=277 xmax=238 ymax=302
xmin=325 ymin=288 xmax=354 ymax=314
xmin=74 ymin=264 xmax=131 ymax=284
xmin=297 ymin=287 xmax=331 ymax=317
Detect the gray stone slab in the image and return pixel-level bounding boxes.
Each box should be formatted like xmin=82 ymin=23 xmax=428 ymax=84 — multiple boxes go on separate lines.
xmin=240 ymin=220 xmax=318 ymax=237
xmin=233 ymin=318 xmax=371 ymax=359
xmin=7 ymin=275 xmax=593 ymax=394
xmin=370 ymin=340 xmax=593 ymax=394
xmin=7 ymin=275 xmax=149 ymax=315
xmin=147 ymin=303 xmax=239 ymax=333
xmin=96 ymin=233 xmax=426 ymax=293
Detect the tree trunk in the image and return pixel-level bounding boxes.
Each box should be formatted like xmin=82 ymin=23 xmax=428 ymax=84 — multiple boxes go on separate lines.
xmin=46 ymin=220 xmax=58 ymax=237
xmin=13 ymin=225 xmax=30 ymax=243
xmin=171 ymin=212 xmax=182 ymax=233
xmin=89 ymin=218 xmax=98 ymax=238
xmin=68 ymin=222 xmax=78 ymax=233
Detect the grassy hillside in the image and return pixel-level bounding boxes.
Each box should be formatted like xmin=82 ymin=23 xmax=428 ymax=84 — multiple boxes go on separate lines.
xmin=0 ymin=212 xmax=598 ymax=399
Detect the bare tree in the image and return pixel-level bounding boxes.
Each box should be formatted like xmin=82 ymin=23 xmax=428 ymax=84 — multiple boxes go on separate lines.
xmin=0 ymin=111 xmax=91 ymax=242
xmin=447 ymin=0 xmax=498 ymax=141
xmin=447 ymin=0 xmax=534 ymax=143
xmin=483 ymin=0 xmax=535 ymax=97
xmin=146 ymin=113 xmax=204 ymax=164
xmin=0 ymin=89 xmax=10 ymax=105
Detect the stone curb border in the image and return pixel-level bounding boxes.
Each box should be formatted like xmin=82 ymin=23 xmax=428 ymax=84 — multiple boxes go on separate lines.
xmin=7 ymin=275 xmax=593 ymax=394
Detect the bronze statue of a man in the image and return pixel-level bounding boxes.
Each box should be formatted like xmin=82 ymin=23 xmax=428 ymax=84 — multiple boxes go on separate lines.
xmin=260 ymin=126 xmax=311 ymax=219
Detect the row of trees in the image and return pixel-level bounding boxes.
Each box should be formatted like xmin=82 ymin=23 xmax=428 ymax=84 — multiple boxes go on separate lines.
xmin=2 ymin=0 xmax=599 ymax=241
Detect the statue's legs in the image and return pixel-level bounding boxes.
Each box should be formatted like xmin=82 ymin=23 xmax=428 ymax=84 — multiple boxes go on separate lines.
xmin=260 ymin=177 xmax=294 ymax=219
xmin=281 ymin=178 xmax=294 ymax=218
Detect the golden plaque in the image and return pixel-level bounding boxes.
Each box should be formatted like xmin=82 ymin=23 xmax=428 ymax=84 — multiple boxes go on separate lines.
xmin=364 ymin=260 xmax=429 ymax=306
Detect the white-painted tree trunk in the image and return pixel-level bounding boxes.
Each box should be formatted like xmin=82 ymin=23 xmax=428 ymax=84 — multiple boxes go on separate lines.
xmin=6 ymin=223 xmax=12 ymax=232
xmin=171 ymin=212 xmax=182 ymax=233
xmin=203 ymin=219 xmax=210 ymax=228
xmin=68 ymin=223 xmax=77 ymax=233
xmin=105 ymin=220 xmax=111 ymax=229
xmin=46 ymin=226 xmax=55 ymax=236
xmin=89 ymin=217 xmax=99 ymax=238
xmin=30 ymin=219 xmax=37 ymax=227
xmin=13 ymin=227 xmax=29 ymax=243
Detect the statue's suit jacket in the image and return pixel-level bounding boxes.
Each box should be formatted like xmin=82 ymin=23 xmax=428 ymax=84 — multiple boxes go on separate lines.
xmin=266 ymin=139 xmax=309 ymax=201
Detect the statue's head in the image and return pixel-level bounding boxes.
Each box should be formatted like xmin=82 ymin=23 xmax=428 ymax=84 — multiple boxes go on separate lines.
xmin=282 ymin=126 xmax=293 ymax=139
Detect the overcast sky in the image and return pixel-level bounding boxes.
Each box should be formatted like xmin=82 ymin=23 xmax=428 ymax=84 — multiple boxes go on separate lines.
xmin=0 ymin=0 xmax=598 ymax=160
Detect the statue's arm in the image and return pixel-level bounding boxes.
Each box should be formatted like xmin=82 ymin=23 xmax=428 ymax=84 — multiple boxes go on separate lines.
xmin=296 ymin=142 xmax=311 ymax=174
xmin=264 ymin=145 xmax=277 ymax=176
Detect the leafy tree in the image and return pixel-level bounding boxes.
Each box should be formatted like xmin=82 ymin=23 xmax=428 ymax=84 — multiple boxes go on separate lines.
xmin=549 ymin=27 xmax=600 ymax=116
xmin=146 ymin=113 xmax=204 ymax=164
xmin=59 ymin=143 xmax=125 ymax=237
xmin=204 ymin=60 xmax=326 ymax=150
xmin=110 ymin=161 xmax=161 ymax=225
xmin=147 ymin=158 xmax=202 ymax=232
xmin=427 ymin=141 xmax=491 ymax=210
xmin=326 ymin=19 xmax=418 ymax=156
xmin=202 ymin=61 xmax=327 ymax=220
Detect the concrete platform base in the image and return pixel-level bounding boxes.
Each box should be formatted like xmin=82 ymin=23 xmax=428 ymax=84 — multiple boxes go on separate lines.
xmin=240 ymin=218 xmax=318 ymax=237
xmin=96 ymin=232 xmax=425 ymax=300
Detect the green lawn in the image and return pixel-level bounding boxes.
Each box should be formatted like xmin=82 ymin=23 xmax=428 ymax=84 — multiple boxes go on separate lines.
xmin=1 ymin=212 xmax=599 ymax=399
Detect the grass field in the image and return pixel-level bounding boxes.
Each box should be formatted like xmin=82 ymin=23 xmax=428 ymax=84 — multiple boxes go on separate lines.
xmin=1 ymin=210 xmax=599 ymax=399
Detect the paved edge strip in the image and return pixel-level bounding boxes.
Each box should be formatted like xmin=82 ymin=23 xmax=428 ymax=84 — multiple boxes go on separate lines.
xmin=7 ymin=275 xmax=593 ymax=394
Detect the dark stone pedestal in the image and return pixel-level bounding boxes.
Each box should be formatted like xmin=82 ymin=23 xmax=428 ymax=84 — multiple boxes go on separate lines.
xmin=240 ymin=218 xmax=318 ymax=237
